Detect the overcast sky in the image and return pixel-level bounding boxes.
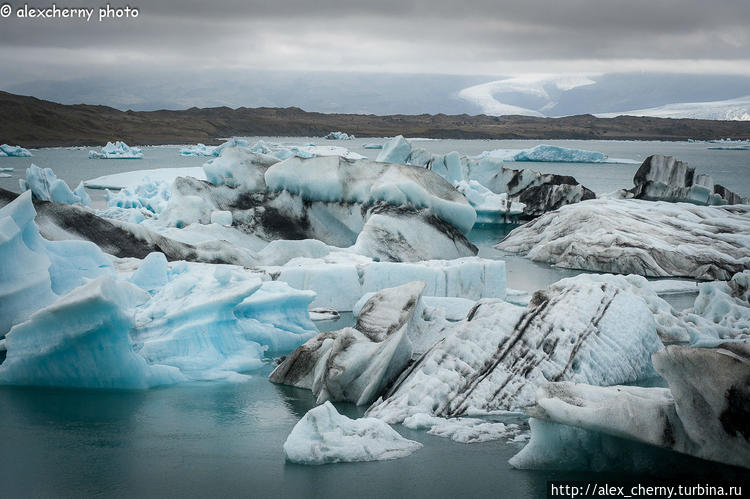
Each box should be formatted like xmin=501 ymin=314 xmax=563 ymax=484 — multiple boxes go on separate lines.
xmin=1 ymin=0 xmax=749 ymax=86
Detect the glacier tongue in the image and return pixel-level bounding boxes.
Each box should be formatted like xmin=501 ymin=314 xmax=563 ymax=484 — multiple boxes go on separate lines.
xmin=283 ymin=401 xmax=422 ymax=465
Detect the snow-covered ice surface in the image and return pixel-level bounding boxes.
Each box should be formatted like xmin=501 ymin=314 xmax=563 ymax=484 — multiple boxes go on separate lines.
xmin=0 ymin=144 xmax=32 ymax=157
xmin=89 ymin=141 xmax=144 ymax=159
xmin=283 ymin=401 xmax=422 ymax=465
xmin=269 ymin=282 xmax=422 ymax=405
xmin=85 ymin=167 xmax=207 ymax=189
xmin=497 ymin=199 xmax=750 ymax=281
xmin=510 ymin=343 xmax=750 ymax=470
xmin=597 ymin=94 xmax=750 ymax=121
xmin=20 ymin=164 xmax=91 ymax=206
xmin=367 ymin=273 xmax=664 ymax=423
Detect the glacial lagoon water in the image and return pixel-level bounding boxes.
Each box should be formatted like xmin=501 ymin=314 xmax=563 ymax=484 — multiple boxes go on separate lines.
xmin=0 ymin=138 xmax=747 ymax=497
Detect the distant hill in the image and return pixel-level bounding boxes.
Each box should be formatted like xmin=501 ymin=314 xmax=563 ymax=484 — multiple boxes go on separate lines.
xmin=2 ymin=90 xmax=750 ymax=147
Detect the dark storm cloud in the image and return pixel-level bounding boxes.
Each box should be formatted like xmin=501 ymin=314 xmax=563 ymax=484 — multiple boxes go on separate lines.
xmin=0 ymin=0 xmax=749 ymax=85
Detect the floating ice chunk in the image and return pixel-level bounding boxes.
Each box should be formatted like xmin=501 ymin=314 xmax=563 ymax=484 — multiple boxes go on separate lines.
xmin=402 ymin=413 xmax=523 ymax=443
xmin=497 ymin=198 xmax=750 ymax=281
xmin=179 ymin=143 xmax=218 ymax=156
xmin=629 ymin=154 xmax=748 ymax=205
xmin=324 ymin=131 xmax=355 ymax=140
xmin=265 ymin=156 xmax=476 ymax=234
xmin=363 ymin=143 xmax=383 ymax=149
xmin=0 ymin=191 xmax=112 ymax=334
xmin=89 ymin=141 xmax=143 ymax=159
xmin=19 ymin=164 xmax=91 ymax=206
xmin=367 ymin=273 xmax=663 ymax=422
xmin=283 ymin=401 xmax=422 ymax=465
xmin=270 ymin=282 xmax=422 ymax=405
xmin=0 ymin=276 xmax=184 ymax=389
xmin=511 ymin=145 xmax=607 ymax=163
xmin=376 ymin=135 xmax=412 ymax=164
xmin=85 ymin=167 xmax=207 ymax=189
xmin=0 ymin=144 xmax=32 ymax=157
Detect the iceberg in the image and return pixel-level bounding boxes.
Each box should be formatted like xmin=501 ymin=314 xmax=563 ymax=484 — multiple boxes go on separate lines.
xmin=363 ymin=143 xmax=383 ymax=150
xmin=265 ymin=155 xmax=476 ymax=234
xmin=19 ymin=164 xmax=91 ymax=206
xmin=283 ymin=401 xmax=422 ymax=465
xmin=269 ymin=282 xmax=422 ymax=405
xmin=402 ymin=413 xmax=524 ymax=443
xmin=510 ymin=343 xmax=750 ymax=470
xmin=627 ymin=154 xmax=748 ymax=205
xmin=366 ymin=273 xmax=663 ymax=423
xmin=324 ymin=131 xmax=355 ymax=140
xmin=88 ymin=141 xmax=143 ymax=159
xmin=497 ymin=198 xmax=750 ymax=280
xmin=375 ymin=136 xmax=597 ymax=220
xmin=0 ymin=276 xmax=184 ymax=389
xmin=179 ymin=143 xmax=219 ymax=157
xmin=131 ymin=255 xmax=317 ymax=381
xmin=0 ymin=191 xmax=112 ymax=335
xmin=0 ymin=144 xmax=32 ymax=157
xmin=105 ymin=178 xmax=171 ymax=215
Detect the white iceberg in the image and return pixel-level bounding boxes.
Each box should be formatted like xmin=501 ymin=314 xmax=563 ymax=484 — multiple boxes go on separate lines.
xmin=283 ymin=401 xmax=422 ymax=465
xmin=88 ymin=141 xmax=143 ymax=159
xmin=19 ymin=164 xmax=91 ymax=206
xmin=497 ymin=198 xmax=750 ymax=281
xmin=455 ymin=180 xmax=525 ymax=224
xmin=0 ymin=144 xmax=32 ymax=157
xmin=402 ymin=413 xmax=524 ymax=443
xmin=179 ymin=143 xmax=219 ymax=157
xmin=324 ymin=131 xmax=355 ymax=140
